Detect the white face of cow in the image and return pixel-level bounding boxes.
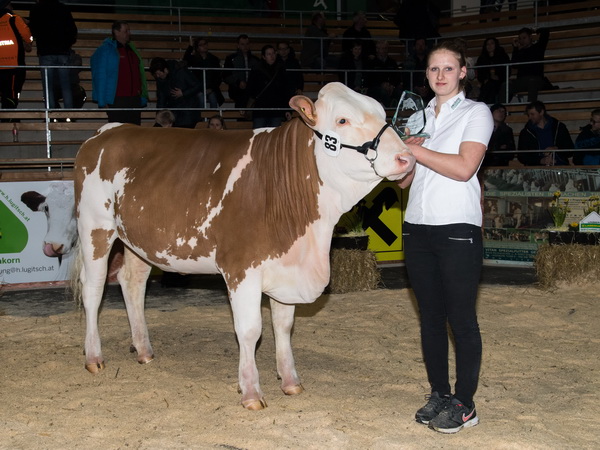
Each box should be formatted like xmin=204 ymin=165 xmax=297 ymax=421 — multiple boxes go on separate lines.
xmin=21 ymin=182 xmax=77 ymax=258
xmin=290 ymin=82 xmax=415 ymax=191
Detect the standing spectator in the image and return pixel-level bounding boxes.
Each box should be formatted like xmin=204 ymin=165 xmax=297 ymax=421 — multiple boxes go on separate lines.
xmin=481 ymin=103 xmax=516 ymax=167
xmin=504 ymin=27 xmax=550 ymax=103
xmin=398 ymin=39 xmax=493 ymax=434
xmin=337 ymin=40 xmax=367 ymax=93
xmin=149 ymin=57 xmax=201 ymax=129
xmin=246 ymin=44 xmax=290 ymax=129
xmin=153 ymin=109 xmax=175 ymax=127
xmin=402 ymin=37 xmax=432 ymax=104
xmin=300 ymin=11 xmax=335 ymax=70
xmin=476 ymin=37 xmax=510 ymax=104
xmin=90 ymin=21 xmax=148 ymax=125
xmin=0 ymin=1 xmax=32 ymax=115
xmin=342 ymin=11 xmax=375 ymax=59
xmin=183 ymin=36 xmax=224 ymax=108
xmin=28 ymin=0 xmax=77 ymax=111
xmin=366 ymin=39 xmax=401 ymax=107
xmin=223 ymin=34 xmax=260 ymax=117
xmin=517 ymin=100 xmax=574 ymax=166
xmin=574 ymin=109 xmax=600 ymax=165
xmin=276 ymin=40 xmax=303 ymax=96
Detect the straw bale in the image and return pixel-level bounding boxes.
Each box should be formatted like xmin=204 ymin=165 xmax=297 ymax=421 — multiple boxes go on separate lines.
xmin=328 ymin=248 xmax=381 ymax=294
xmin=534 ymin=243 xmax=600 ymax=289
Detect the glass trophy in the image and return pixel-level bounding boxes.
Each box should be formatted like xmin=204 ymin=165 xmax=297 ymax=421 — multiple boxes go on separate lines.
xmin=391 ymin=90 xmax=430 ymax=140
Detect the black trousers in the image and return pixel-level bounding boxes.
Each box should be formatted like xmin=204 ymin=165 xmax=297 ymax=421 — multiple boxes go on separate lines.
xmin=107 ymin=95 xmax=142 ymax=125
xmin=403 ymin=222 xmax=483 ymax=407
xmin=0 ymin=68 xmax=26 ymax=110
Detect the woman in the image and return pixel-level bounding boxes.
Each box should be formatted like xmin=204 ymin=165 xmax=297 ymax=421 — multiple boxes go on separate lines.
xmin=207 ymin=114 xmax=226 ymax=130
xmin=476 ymin=37 xmax=510 ymax=104
xmin=398 ymin=39 xmax=493 ymax=434
xmin=183 ymin=36 xmax=224 ymax=108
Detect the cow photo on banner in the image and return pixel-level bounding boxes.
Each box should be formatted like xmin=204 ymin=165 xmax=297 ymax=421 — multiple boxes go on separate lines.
xmin=0 ymin=181 xmax=76 ymax=284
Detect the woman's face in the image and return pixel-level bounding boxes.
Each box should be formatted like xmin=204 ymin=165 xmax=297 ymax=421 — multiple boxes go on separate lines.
xmin=485 ymin=39 xmax=496 ymax=54
xmin=426 ymin=49 xmax=466 ymax=102
xmin=209 ymin=119 xmax=223 ymax=130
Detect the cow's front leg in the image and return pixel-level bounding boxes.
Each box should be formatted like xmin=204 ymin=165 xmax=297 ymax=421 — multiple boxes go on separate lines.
xmin=229 ymin=284 xmax=265 ymax=410
xmin=119 ymin=247 xmax=154 ymax=364
xmin=270 ymin=298 xmax=303 ymax=396
xmin=81 ymin=261 xmax=108 ymax=373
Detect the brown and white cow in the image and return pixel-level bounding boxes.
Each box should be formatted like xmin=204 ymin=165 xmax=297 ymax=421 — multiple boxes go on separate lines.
xmin=74 ymin=82 xmax=415 ymax=409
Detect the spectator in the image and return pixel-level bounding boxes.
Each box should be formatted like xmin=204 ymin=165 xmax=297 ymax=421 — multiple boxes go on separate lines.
xmin=183 ymin=36 xmax=224 ymax=108
xmin=300 ymin=11 xmax=335 ymax=70
xmin=149 ymin=57 xmax=202 ymax=129
xmin=246 ymin=44 xmax=290 ymax=129
xmin=476 ymin=37 xmax=510 ymax=104
xmin=366 ymin=40 xmax=401 ymax=107
xmin=504 ymin=27 xmax=550 ymax=103
xmin=402 ymin=37 xmax=432 ymax=103
xmin=342 ymin=11 xmax=375 ymax=59
xmin=223 ymin=34 xmax=260 ymax=117
xmin=574 ymin=109 xmax=600 ymax=165
xmin=153 ymin=109 xmax=175 ymax=127
xmin=28 ymin=0 xmax=77 ymax=111
xmin=518 ymin=100 xmax=574 ymax=166
xmin=90 ymin=21 xmax=148 ymax=125
xmin=482 ymin=104 xmax=516 ymax=167
xmin=0 ymin=1 xmax=32 ymax=115
xmin=207 ymin=114 xmax=226 ymax=130
xmin=337 ymin=40 xmax=367 ymax=93
xmin=276 ymin=40 xmax=303 ymax=96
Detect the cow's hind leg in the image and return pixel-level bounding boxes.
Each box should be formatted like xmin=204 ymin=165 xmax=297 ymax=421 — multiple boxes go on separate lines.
xmin=270 ymin=298 xmax=304 ymax=396
xmin=79 ymin=237 xmax=113 ymax=373
xmin=229 ymin=281 xmax=266 ymax=410
xmin=118 ymin=246 xmax=154 ymax=364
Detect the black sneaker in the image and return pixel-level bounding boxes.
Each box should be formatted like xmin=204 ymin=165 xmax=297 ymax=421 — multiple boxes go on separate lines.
xmin=429 ymin=397 xmax=479 ymax=433
xmin=415 ymin=392 xmax=451 ymax=424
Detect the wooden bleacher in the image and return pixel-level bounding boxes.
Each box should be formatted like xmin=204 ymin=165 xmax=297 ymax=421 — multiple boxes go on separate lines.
xmin=2 ymin=1 xmax=599 ymax=172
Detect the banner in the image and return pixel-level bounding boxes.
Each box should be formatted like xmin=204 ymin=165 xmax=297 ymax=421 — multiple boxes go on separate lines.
xmin=0 ymin=181 xmax=76 ymax=284
xmin=482 ymin=167 xmax=600 ymax=265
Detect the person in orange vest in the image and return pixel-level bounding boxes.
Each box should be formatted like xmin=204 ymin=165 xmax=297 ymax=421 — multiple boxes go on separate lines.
xmin=0 ymin=1 xmax=32 ymax=115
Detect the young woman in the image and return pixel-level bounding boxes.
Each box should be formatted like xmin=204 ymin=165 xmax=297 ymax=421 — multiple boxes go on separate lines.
xmin=398 ymin=39 xmax=493 ymax=434
xmin=476 ymin=37 xmax=510 ymax=104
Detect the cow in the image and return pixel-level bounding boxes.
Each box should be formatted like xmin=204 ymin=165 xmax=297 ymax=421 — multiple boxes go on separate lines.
xmin=21 ymin=181 xmax=77 ymax=264
xmin=74 ymin=82 xmax=415 ymax=410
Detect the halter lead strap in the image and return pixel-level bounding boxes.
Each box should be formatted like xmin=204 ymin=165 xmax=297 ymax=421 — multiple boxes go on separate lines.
xmin=313 ymin=123 xmax=392 ymax=155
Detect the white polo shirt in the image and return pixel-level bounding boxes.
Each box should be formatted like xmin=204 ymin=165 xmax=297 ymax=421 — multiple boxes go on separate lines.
xmin=405 ymin=92 xmax=493 ymax=227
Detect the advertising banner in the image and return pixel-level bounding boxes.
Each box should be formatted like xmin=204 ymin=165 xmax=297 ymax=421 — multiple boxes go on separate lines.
xmin=0 ymin=181 xmax=76 ymax=284
xmin=481 ymin=167 xmax=600 ymax=265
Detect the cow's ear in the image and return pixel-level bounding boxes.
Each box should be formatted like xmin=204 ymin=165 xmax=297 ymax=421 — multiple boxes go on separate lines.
xmin=290 ymin=95 xmax=317 ymax=127
xmin=21 ymin=191 xmax=46 ymax=211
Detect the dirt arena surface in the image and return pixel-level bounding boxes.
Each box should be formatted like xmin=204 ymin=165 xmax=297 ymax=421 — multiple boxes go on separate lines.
xmin=1 ymin=275 xmax=598 ymax=449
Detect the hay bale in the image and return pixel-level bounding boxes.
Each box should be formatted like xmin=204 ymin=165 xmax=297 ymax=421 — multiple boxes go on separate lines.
xmin=328 ymin=248 xmax=381 ymax=294
xmin=534 ymin=243 xmax=600 ymax=289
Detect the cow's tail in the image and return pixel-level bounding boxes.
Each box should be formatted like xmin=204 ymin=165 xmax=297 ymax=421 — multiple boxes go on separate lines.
xmin=69 ymin=238 xmax=84 ymax=308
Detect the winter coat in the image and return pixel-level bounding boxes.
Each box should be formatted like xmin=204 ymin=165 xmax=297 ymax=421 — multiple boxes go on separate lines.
xmin=28 ymin=0 xmax=77 ymax=56
xmin=155 ymin=59 xmax=202 ymax=128
xmin=90 ymin=37 xmax=148 ymax=108
xmin=575 ymin=124 xmax=600 ymax=165
xmin=518 ymin=114 xmax=573 ymax=165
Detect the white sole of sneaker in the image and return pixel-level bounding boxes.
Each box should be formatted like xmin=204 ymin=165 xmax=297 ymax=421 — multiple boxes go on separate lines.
xmin=430 ymin=416 xmax=479 ymax=434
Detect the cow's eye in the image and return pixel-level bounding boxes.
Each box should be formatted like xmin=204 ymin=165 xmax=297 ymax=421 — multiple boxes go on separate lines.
xmin=338 ymin=118 xmax=347 ymax=125
xmin=43 ymin=205 xmax=49 ymax=213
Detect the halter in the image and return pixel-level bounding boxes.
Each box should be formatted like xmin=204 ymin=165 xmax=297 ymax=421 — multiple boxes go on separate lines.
xmin=313 ymin=122 xmax=392 ymax=169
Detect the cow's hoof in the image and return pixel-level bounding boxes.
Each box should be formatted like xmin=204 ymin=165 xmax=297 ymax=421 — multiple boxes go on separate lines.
xmin=282 ymin=384 xmax=304 ymax=396
xmin=85 ymin=361 xmax=105 ymax=373
xmin=242 ymin=398 xmax=268 ymax=410
xmin=137 ymin=354 xmax=155 ymax=365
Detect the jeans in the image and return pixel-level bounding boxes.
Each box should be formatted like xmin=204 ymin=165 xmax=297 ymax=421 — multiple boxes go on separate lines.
xmin=403 ymin=222 xmax=483 ymax=406
xmin=39 ymin=54 xmax=73 ymax=109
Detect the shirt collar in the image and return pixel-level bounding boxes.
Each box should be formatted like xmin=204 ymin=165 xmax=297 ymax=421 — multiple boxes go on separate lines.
xmin=426 ymin=91 xmax=466 ymax=115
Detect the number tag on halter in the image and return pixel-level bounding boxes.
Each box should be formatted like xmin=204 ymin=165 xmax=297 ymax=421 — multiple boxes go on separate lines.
xmin=322 ymin=130 xmax=342 ymax=157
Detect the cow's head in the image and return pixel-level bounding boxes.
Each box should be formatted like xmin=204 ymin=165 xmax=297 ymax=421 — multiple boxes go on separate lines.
xmin=21 ymin=182 xmax=77 ymax=261
xmin=290 ymin=82 xmax=415 ymax=187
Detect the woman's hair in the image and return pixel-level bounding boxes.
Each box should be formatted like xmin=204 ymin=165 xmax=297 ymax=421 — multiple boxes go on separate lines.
xmin=428 ymin=38 xmax=468 ymax=91
xmin=207 ymin=114 xmax=226 ymax=129
xmin=480 ymin=37 xmax=507 ymax=57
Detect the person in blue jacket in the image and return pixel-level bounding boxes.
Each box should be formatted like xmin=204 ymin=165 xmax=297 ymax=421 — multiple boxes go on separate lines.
xmin=575 ymin=109 xmax=600 ymax=165
xmin=91 ymin=20 xmax=148 ymax=124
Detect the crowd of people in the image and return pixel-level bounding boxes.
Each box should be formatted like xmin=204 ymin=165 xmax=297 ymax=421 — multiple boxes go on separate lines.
xmin=1 ymin=1 xmax=594 ymax=154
